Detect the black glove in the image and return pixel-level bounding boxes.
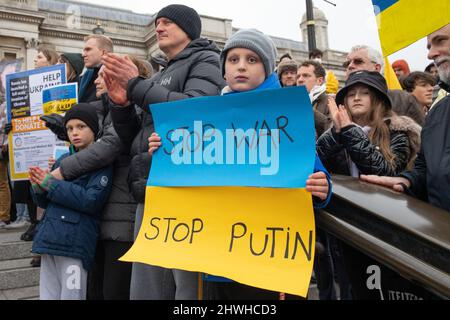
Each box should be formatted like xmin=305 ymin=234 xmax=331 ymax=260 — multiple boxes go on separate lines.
xmin=3 ymin=122 xmax=12 ymax=135
xmin=40 ymin=114 xmax=69 ymax=142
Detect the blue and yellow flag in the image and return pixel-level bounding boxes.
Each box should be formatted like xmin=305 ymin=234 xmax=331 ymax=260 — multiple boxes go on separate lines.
xmin=372 ymin=0 xmax=450 ymax=56
xmin=120 ymin=87 xmax=318 ymax=297
xmin=384 ymin=57 xmax=402 ymax=90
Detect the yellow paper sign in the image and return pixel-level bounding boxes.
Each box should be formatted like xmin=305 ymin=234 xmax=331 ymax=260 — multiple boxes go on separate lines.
xmin=121 ymin=186 xmax=315 ymax=297
xmin=43 ymin=98 xmax=77 ymax=115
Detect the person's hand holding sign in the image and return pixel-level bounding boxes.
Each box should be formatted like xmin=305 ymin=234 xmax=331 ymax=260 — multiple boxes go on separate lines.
xmin=306 ymin=171 xmax=329 ymax=201
xmin=328 ymin=95 xmax=352 ymax=133
xmin=148 ymin=133 xmax=162 ymax=155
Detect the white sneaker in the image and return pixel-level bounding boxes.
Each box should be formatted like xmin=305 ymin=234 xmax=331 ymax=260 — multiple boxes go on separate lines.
xmin=0 ymin=221 xmax=10 ymax=229
xmin=4 ymin=219 xmax=30 ymax=229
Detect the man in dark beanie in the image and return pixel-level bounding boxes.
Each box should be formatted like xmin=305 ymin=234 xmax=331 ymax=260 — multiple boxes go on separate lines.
xmin=155 ymin=4 xmax=202 ymax=43
xmin=101 ymin=4 xmax=224 ymax=300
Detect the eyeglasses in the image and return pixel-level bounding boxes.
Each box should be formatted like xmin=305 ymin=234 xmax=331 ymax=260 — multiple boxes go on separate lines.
xmin=343 ymin=58 xmax=377 ymax=69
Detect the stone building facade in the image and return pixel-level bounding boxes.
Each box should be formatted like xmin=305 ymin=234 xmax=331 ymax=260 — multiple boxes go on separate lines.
xmin=0 ymin=0 xmax=347 ymax=82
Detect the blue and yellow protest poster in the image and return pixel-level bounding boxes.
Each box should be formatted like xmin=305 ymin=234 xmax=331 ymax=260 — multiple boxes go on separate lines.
xmin=5 ymin=64 xmax=66 ymax=180
xmin=121 ymin=87 xmax=317 ymax=297
xmin=42 ymin=83 xmax=78 ymax=115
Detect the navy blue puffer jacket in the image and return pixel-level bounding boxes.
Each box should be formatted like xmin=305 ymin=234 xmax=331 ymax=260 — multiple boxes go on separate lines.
xmin=32 ymin=150 xmax=113 ymax=271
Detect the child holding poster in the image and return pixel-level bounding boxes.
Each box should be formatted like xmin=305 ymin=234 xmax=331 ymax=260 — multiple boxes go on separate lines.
xmin=148 ymin=29 xmax=332 ymax=299
xmin=28 ymin=103 xmax=112 ymax=300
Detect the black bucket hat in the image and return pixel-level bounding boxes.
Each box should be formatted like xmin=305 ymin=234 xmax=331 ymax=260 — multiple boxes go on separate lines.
xmin=336 ymin=70 xmax=392 ymax=109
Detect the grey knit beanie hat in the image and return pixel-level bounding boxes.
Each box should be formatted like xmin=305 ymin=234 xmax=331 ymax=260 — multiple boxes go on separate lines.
xmin=220 ymin=29 xmax=277 ymax=78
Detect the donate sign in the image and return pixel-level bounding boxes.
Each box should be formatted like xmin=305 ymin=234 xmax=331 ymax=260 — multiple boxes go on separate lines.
xmin=121 ymin=87 xmax=317 ymax=297
xmin=5 ymin=65 xmax=66 ymax=180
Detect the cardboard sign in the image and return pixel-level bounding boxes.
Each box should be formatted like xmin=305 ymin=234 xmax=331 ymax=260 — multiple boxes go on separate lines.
xmin=121 ymin=87 xmax=317 ymax=297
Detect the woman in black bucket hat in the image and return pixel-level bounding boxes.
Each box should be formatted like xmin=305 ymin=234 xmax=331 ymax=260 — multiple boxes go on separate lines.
xmin=315 ymin=70 xmax=429 ymax=300
xmin=317 ymin=70 xmax=421 ymax=177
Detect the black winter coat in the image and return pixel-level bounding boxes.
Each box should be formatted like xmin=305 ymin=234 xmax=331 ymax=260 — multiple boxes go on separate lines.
xmin=111 ymin=38 xmax=225 ymax=203
xmin=317 ymin=116 xmax=421 ymax=177
xmin=59 ymin=94 xmax=137 ymax=242
xmin=401 ymin=93 xmax=450 ymax=211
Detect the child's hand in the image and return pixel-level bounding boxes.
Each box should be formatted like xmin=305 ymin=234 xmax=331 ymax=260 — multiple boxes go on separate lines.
xmin=148 ymin=133 xmax=162 ymax=155
xmin=48 ymin=157 xmax=56 ymax=171
xmin=29 ymin=167 xmax=38 ymax=185
xmin=29 ymin=167 xmax=48 ymax=185
xmin=306 ymin=171 xmax=329 ymax=201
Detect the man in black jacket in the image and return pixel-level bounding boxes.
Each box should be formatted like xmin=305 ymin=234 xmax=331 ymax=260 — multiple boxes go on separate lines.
xmin=362 ymin=23 xmax=450 ymax=212
xmin=102 ymin=4 xmax=225 ymax=300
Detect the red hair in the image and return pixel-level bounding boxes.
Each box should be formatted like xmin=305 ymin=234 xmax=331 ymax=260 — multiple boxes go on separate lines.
xmin=392 ymin=59 xmax=411 ymax=75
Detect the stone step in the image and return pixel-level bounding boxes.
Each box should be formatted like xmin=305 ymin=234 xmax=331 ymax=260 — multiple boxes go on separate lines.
xmin=0 ymin=286 xmax=39 ymax=300
xmin=0 ymin=257 xmax=35 ymax=271
xmin=0 ymin=241 xmax=34 ymax=261
xmin=0 ymin=228 xmax=40 ymax=297
xmin=0 ymin=227 xmax=28 ymax=242
xmin=0 ymin=227 xmax=34 ymax=261
xmin=0 ymin=265 xmax=40 ymax=291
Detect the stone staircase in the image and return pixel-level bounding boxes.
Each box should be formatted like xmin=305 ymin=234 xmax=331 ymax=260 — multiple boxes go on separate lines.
xmin=0 ymin=226 xmax=39 ymax=300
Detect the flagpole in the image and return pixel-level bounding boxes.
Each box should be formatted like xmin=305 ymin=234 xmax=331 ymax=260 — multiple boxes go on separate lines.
xmin=305 ymin=0 xmax=317 ymax=53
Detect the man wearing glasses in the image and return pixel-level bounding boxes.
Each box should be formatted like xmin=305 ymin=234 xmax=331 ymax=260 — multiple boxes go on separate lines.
xmin=343 ymin=45 xmax=424 ymax=125
xmin=344 ymin=45 xmax=384 ymax=79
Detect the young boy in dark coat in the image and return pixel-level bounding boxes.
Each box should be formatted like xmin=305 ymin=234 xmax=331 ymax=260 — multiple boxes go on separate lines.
xmin=29 ymin=103 xmax=113 ymax=300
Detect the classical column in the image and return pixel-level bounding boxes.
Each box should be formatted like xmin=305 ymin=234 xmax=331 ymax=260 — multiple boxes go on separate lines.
xmin=25 ymin=37 xmax=39 ymax=70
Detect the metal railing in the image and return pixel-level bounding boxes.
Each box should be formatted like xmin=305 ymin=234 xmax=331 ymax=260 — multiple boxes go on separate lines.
xmin=316 ymin=175 xmax=450 ymax=299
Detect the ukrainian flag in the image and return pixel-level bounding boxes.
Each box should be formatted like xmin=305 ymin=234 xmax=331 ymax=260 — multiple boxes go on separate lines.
xmin=384 ymin=57 xmax=402 ymax=90
xmin=373 ymin=0 xmax=450 ymax=56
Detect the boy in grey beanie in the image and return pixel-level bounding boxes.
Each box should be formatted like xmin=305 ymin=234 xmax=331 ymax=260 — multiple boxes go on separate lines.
xmin=220 ymin=29 xmax=278 ymax=80
xmin=149 ymin=28 xmax=331 ymax=299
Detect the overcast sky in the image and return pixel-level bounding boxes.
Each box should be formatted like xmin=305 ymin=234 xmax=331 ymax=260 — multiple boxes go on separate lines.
xmin=78 ymin=0 xmax=430 ymax=71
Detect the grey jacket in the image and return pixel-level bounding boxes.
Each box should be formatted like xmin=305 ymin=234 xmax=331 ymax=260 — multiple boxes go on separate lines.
xmin=59 ymin=94 xmax=137 ymax=242
xmin=111 ymin=38 xmax=225 ymax=203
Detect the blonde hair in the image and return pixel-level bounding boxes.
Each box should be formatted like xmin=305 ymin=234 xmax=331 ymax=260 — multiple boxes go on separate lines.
xmin=38 ymin=47 xmax=59 ymax=66
xmin=84 ymin=34 xmax=114 ymax=53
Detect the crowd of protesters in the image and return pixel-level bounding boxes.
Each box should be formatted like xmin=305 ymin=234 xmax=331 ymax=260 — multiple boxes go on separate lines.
xmin=0 ymin=3 xmax=449 ymax=300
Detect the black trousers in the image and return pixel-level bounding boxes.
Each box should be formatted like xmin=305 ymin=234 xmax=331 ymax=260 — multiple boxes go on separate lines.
xmin=87 ymin=240 xmax=133 ymax=300
xmin=314 ymin=228 xmax=337 ymax=300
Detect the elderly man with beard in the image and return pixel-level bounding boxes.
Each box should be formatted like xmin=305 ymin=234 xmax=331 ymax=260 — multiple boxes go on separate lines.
xmin=361 ymin=24 xmax=450 ymax=213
